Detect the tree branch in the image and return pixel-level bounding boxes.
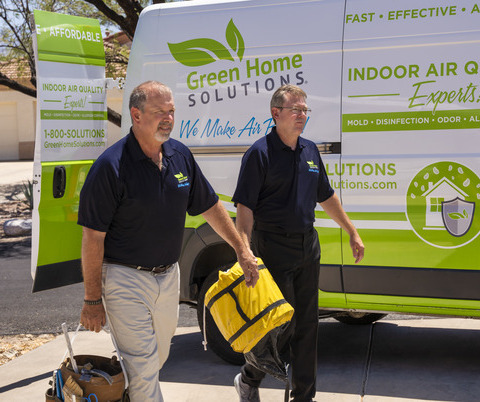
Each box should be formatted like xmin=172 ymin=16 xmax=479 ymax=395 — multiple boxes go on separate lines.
xmin=0 ymin=72 xmax=36 ymax=97
xmin=107 ymin=106 xmax=121 ymax=127
xmin=116 ymin=0 xmax=142 ymax=34
xmin=82 ymin=0 xmax=138 ymax=39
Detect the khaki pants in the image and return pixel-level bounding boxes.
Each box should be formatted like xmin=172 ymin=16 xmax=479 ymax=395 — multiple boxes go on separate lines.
xmin=102 ymin=262 xmax=180 ymax=402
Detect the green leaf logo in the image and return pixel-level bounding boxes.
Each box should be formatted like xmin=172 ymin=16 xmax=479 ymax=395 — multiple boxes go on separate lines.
xmin=448 ymin=209 xmax=469 ymax=220
xmin=168 ymin=19 xmax=245 ymax=67
xmin=174 ymin=172 xmax=188 ymax=183
xmin=225 ymin=19 xmax=245 ymax=61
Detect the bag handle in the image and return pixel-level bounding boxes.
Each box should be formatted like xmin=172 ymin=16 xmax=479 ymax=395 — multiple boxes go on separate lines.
xmin=62 ymin=322 xmax=79 ymax=373
xmin=60 ymin=322 xmax=129 ymax=390
xmin=103 ymin=322 xmax=129 ymax=389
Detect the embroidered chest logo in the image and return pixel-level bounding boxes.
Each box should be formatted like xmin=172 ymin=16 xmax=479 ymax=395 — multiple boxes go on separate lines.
xmin=307 ymin=161 xmax=319 ymax=173
xmin=174 ymin=172 xmax=190 ymax=188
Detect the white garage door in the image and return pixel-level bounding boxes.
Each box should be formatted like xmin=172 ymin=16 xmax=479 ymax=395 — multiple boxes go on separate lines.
xmin=0 ymin=102 xmax=18 ymax=160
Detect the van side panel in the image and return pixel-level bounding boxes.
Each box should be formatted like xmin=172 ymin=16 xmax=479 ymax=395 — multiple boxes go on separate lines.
xmin=341 ymin=0 xmax=480 ymax=313
xmin=123 ymin=0 xmax=345 ymax=146
xmin=125 ymin=0 xmax=480 ymax=317
xmin=125 ymin=0 xmax=347 ymax=304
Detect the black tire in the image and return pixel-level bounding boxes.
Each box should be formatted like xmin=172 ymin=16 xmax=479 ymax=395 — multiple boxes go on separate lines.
xmin=333 ymin=312 xmax=387 ymax=325
xmin=197 ymin=268 xmax=245 ymax=365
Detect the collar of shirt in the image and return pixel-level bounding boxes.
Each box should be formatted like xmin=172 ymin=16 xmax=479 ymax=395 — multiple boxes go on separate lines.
xmin=126 ymin=128 xmax=175 ymax=162
xmin=270 ymin=127 xmax=307 ymax=152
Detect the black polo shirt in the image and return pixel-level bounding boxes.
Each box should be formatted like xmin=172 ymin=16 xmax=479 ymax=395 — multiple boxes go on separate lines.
xmin=232 ymin=127 xmax=334 ymax=233
xmin=78 ymin=130 xmax=219 ymax=267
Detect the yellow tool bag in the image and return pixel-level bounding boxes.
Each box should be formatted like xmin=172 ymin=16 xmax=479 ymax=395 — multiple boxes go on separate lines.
xmin=204 ymin=259 xmax=294 ymax=354
xmin=204 ymin=259 xmax=294 ymax=401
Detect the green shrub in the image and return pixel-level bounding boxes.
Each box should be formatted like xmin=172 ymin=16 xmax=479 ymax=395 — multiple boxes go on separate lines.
xmin=15 ymin=180 xmax=34 ymax=210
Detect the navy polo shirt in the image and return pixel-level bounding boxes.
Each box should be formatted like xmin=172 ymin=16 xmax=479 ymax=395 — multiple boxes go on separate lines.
xmin=78 ymin=130 xmax=219 ymax=267
xmin=232 ymin=127 xmax=334 ymax=233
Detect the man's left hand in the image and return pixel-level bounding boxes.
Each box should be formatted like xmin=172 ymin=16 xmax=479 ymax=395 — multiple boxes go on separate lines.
xmin=350 ymin=233 xmax=365 ymax=263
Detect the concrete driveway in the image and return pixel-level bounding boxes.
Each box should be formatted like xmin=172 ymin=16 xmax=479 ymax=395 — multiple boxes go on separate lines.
xmin=1 ymin=317 xmax=480 ymax=401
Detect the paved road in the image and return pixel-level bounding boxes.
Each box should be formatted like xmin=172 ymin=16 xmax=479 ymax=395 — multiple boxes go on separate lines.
xmin=0 ymin=161 xmax=198 ymax=334
xmin=0 ymin=250 xmax=198 ymax=335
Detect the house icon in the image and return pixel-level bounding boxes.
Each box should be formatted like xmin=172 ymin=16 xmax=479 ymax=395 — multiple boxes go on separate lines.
xmin=421 ymin=177 xmax=468 ymax=230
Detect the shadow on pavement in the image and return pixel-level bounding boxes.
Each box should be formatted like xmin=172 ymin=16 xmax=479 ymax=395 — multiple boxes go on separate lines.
xmin=0 ymin=371 xmax=52 ymax=394
xmin=0 ymin=237 xmax=31 ymax=258
xmin=365 ymin=321 xmax=480 ymax=401
xmin=161 ymin=330 xmax=286 ymax=390
xmin=162 ymin=321 xmax=480 ymax=401
xmin=319 ymin=321 xmax=480 ymax=401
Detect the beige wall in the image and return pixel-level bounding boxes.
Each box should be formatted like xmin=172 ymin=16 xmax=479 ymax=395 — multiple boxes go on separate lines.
xmin=0 ymin=88 xmax=124 ymax=161
xmin=0 ymin=101 xmax=19 ymax=160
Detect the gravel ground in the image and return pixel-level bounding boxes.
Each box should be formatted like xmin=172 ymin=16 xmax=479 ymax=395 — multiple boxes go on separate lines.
xmin=0 ymin=334 xmax=56 ymax=366
xmin=0 ymin=183 xmax=31 ymax=251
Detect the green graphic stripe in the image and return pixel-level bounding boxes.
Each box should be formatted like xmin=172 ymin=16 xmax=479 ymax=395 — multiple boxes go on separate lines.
xmin=41 ymin=110 xmax=107 ymax=120
xmin=348 ymin=93 xmax=400 ymax=98
xmin=315 ymin=211 xmax=406 ymax=221
xmin=343 ymin=109 xmax=480 ymax=132
xmin=188 ymin=196 xmax=408 ymax=226
xmin=184 ymin=208 xmax=235 ymax=227
xmin=34 ymin=10 xmax=105 ymax=67
xmin=185 ymin=214 xmax=207 ymax=229
xmin=185 ymin=193 xmax=234 ymax=228
xmin=41 ymin=159 xmax=95 ymax=167
xmin=38 ymin=52 xmax=105 ymax=66
xmin=217 ymin=193 xmax=233 ymax=202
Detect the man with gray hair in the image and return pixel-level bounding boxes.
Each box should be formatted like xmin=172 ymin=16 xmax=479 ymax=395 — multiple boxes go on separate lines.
xmin=233 ymin=84 xmax=364 ymax=401
xmin=78 ymin=81 xmax=258 ymax=401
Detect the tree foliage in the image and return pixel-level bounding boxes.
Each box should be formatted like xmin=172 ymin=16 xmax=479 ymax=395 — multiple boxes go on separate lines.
xmin=0 ymin=0 xmax=165 ymax=126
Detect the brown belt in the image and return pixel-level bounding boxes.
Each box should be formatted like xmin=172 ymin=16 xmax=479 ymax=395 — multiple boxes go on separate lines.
xmin=104 ymin=258 xmax=174 ymax=274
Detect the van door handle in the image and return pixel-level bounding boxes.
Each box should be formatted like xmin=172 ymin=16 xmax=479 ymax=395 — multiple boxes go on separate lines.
xmin=53 ymin=166 xmax=66 ymax=198
xmin=317 ymin=142 xmax=341 ymax=154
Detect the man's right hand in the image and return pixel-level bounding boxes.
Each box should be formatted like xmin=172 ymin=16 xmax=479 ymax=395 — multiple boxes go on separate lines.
xmin=80 ymin=303 xmax=106 ymax=333
xmin=238 ymin=247 xmax=259 ymax=288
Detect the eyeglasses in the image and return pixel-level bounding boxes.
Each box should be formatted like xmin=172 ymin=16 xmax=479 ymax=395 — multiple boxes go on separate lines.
xmin=275 ymin=106 xmax=312 ymax=115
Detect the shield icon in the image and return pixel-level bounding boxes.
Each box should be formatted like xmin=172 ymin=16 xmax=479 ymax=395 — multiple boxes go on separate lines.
xmin=441 ymin=197 xmax=475 ymax=237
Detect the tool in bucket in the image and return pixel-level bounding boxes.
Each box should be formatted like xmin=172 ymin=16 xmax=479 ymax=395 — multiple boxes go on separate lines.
xmin=45 ymin=322 xmax=129 ymax=402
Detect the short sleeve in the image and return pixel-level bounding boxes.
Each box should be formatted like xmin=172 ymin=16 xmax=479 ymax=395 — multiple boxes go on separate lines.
xmin=316 ymin=151 xmax=335 ymax=203
xmin=232 ymin=147 xmax=266 ymax=210
xmin=77 ymin=159 xmax=122 ymax=232
xmin=186 ymin=156 xmax=219 ymax=216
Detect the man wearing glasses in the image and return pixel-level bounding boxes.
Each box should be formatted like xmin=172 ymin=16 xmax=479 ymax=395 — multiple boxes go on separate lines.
xmin=232 ymin=84 xmax=364 ymax=402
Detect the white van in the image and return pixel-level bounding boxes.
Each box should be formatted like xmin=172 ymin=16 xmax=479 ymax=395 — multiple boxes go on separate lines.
xmin=33 ymin=0 xmax=480 ymax=364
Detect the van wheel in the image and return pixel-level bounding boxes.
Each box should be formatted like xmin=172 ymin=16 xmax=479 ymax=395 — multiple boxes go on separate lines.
xmin=334 ymin=312 xmax=387 ymax=325
xmin=197 ymin=268 xmax=245 ymax=365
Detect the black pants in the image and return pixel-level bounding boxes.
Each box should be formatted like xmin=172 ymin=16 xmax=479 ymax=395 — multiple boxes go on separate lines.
xmin=241 ymin=226 xmax=321 ymax=402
